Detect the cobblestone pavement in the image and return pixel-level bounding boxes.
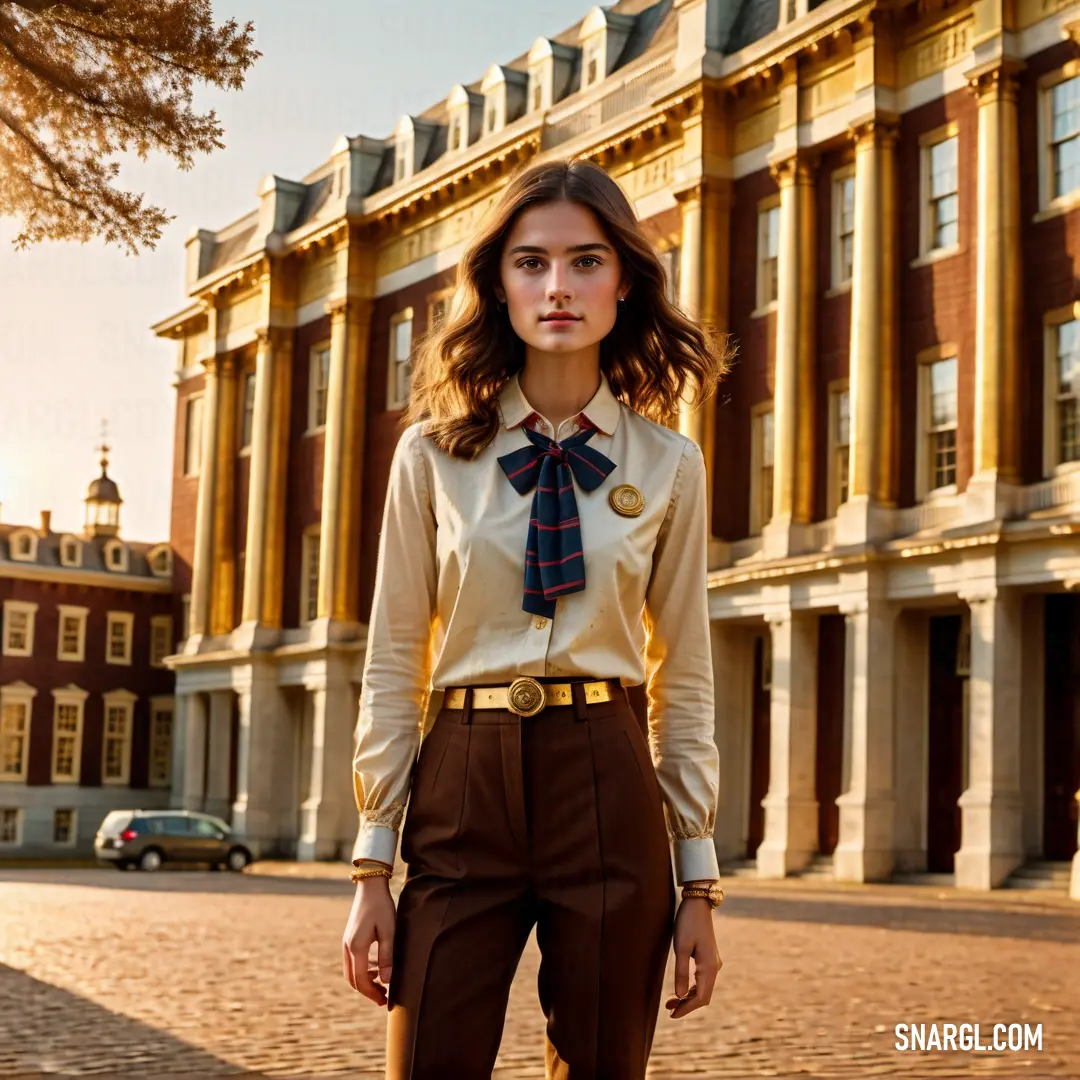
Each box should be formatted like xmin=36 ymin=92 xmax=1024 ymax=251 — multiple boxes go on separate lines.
xmin=0 ymin=866 xmax=1077 ymax=1079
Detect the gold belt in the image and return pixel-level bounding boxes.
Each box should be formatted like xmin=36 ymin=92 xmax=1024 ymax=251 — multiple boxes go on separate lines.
xmin=443 ymin=676 xmax=619 ymax=718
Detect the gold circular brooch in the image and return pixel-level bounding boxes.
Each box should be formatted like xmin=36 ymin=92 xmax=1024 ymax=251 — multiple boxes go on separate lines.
xmin=507 ymin=676 xmax=546 ymax=717
xmin=609 ymin=484 xmax=645 ymax=517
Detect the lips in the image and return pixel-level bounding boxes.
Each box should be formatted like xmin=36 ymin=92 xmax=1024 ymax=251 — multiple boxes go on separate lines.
xmin=540 ymin=313 xmax=581 ymax=323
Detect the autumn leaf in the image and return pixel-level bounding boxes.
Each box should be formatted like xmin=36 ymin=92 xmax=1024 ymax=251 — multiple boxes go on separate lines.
xmin=0 ymin=0 xmax=259 ymax=253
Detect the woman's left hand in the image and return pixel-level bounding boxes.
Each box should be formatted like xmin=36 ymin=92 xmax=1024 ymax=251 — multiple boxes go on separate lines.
xmin=665 ymin=896 xmax=722 ymax=1018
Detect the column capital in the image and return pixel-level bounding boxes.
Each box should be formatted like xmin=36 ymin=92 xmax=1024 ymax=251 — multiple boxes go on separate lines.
xmin=199 ymin=353 xmax=220 ymax=376
xmin=218 ymin=353 xmax=239 ymax=378
xmin=254 ymin=324 xmax=293 ymax=351
xmin=959 ymin=587 xmax=998 ymax=608
xmin=965 ymin=58 xmax=1024 ymax=103
xmin=848 ymin=114 xmax=899 ymax=150
xmin=767 ymin=151 xmax=816 ymax=187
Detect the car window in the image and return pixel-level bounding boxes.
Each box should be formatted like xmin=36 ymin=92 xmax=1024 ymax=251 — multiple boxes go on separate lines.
xmin=144 ymin=817 xmax=169 ymax=835
xmin=159 ymin=815 xmax=193 ymax=836
xmin=100 ymin=811 xmax=132 ymax=835
xmin=192 ymin=819 xmax=223 ymax=837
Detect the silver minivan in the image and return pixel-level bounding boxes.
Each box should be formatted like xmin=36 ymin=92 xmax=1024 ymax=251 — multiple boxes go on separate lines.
xmin=94 ymin=809 xmax=253 ymax=872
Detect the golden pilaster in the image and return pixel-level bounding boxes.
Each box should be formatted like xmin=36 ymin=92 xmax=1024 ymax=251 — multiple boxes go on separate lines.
xmin=261 ymin=331 xmax=293 ymax=629
xmin=210 ymin=354 xmax=238 ymax=636
xmin=333 ymin=299 xmax=373 ymax=622
xmin=969 ymin=62 xmax=1023 ymax=482
xmin=188 ymin=353 xmax=220 ymax=639
xmin=795 ymin=159 xmax=817 ymax=525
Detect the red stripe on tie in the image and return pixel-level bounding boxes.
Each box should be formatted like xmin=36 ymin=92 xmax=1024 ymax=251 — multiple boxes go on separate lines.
xmin=530 ymin=518 xmax=580 ymax=531
xmin=558 ymin=483 xmax=573 ymax=493
xmin=538 ymin=485 xmax=556 ymax=492
xmin=545 ymin=578 xmax=585 ymax=593
xmin=538 ymin=551 xmax=582 ymax=566
xmin=507 ymin=458 xmax=541 ymax=481
xmin=567 ymin=449 xmax=608 ymax=478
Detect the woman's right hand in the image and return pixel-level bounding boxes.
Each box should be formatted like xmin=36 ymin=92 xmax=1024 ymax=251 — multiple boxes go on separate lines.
xmin=342 ymin=877 xmax=397 ymax=1006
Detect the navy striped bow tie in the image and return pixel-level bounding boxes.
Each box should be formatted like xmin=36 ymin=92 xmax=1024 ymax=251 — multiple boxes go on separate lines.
xmin=498 ymin=424 xmax=617 ymax=618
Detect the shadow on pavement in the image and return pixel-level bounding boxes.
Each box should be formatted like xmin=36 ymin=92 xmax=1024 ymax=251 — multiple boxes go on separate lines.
xmin=722 ymin=892 xmax=1080 ymax=943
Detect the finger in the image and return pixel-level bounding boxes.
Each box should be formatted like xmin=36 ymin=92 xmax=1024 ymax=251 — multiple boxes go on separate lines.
xmin=666 ymin=985 xmax=698 ymax=1018
xmin=342 ymin=942 xmax=355 ymax=990
xmin=346 ymin=936 xmax=386 ymax=1005
xmin=377 ymin=922 xmax=395 ymax=988
xmin=694 ymin=957 xmax=720 ymax=1006
xmin=673 ymin=946 xmax=691 ymax=1000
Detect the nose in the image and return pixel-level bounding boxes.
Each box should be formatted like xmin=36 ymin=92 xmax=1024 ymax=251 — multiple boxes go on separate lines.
xmin=546 ymin=264 xmax=573 ymax=304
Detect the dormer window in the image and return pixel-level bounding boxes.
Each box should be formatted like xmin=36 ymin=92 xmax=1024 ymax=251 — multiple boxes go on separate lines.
xmin=452 ymin=118 xmax=463 ymax=150
xmin=395 ymin=142 xmax=409 ymax=183
xmin=9 ymin=530 xmax=36 ymax=563
xmin=446 ymin=85 xmax=481 ymax=155
xmin=487 ymin=106 xmax=497 ymax=134
xmin=60 ymin=536 xmax=82 ymax=568
xmin=533 ymin=83 xmax=543 ymax=111
xmin=148 ymin=544 xmax=172 ymax=578
xmin=578 ymin=8 xmax=635 ymax=93
xmin=527 ymin=37 xmax=578 ymax=114
xmin=104 ymin=540 xmax=128 ymax=573
xmin=479 ymin=66 xmax=526 ymax=140
xmin=586 ymin=39 xmax=602 ymax=87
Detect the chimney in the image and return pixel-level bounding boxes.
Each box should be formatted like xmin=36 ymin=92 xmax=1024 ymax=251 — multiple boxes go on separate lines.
xmin=40 ymin=509 xmax=52 ymax=537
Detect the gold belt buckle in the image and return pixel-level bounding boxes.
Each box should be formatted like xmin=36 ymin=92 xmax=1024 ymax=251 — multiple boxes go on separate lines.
xmin=506 ymin=676 xmax=546 ymax=717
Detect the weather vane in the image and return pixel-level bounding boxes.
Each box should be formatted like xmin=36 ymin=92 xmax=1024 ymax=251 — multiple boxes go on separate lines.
xmin=96 ymin=418 xmax=110 ymax=474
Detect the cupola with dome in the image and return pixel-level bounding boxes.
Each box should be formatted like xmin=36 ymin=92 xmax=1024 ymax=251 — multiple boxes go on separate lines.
xmin=83 ymin=436 xmax=123 ymax=539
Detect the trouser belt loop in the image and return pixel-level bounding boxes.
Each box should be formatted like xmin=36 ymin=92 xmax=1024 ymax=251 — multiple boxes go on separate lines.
xmin=461 ymin=686 xmax=474 ymax=725
xmin=571 ymin=681 xmax=589 ymax=722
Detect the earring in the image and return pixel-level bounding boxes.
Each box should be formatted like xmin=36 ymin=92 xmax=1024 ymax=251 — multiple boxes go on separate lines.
xmin=497 ymin=300 xmax=506 ymax=311
xmin=617 ymin=296 xmax=626 ymax=311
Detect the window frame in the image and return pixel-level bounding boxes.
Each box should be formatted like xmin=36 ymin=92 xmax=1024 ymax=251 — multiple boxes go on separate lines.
xmin=300 ymin=526 xmax=321 ymax=627
xmin=56 ymin=604 xmax=89 ymax=662
xmin=582 ymin=33 xmax=605 ymax=88
xmin=101 ymin=690 xmax=136 ymax=787
xmin=427 ymin=287 xmax=455 ymax=335
xmin=239 ymin=367 xmax=257 ymax=454
xmin=0 ymin=682 xmax=36 ymax=783
xmin=915 ymin=343 xmax=960 ymax=501
xmin=148 ymin=696 xmax=174 ymax=789
xmin=754 ymin=197 xmax=781 ymax=316
xmin=1043 ymin=302 xmax=1080 ymax=477
xmin=59 ymin=535 xmax=82 ymax=568
xmin=53 ymin=807 xmax=78 ymax=847
xmin=103 ymin=539 xmax=129 ymax=574
xmin=148 ymin=544 xmax=172 ymax=578
xmin=0 ymin=807 xmax=22 ymax=846
xmin=830 ymin=166 xmax=856 ymax=291
xmin=9 ymin=529 xmax=37 ymax=563
xmin=306 ymin=342 xmax=332 ymax=434
xmin=183 ymin=391 xmax=205 ymax=478
xmin=50 ymin=685 xmax=87 ymax=784
xmin=827 ymin=381 xmax=851 ymax=518
xmin=749 ymin=402 xmax=776 ymax=537
xmin=149 ymin=615 xmax=174 ymax=669
xmin=917 ymin=122 xmax=961 ymax=262
xmin=105 ymin=611 xmax=135 ymax=666
xmin=1038 ymin=63 xmax=1080 ymax=215
xmin=2 ymin=600 xmax=38 ymax=658
xmin=387 ymin=307 xmax=415 ymax=411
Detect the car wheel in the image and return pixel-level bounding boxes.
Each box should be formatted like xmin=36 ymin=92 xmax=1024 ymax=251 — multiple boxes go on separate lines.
xmin=226 ymin=847 xmax=249 ymax=872
xmin=138 ymin=848 xmax=164 ymax=872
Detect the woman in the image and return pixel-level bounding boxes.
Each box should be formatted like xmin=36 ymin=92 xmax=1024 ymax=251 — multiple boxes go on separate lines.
xmin=342 ymin=158 xmax=730 ymax=1079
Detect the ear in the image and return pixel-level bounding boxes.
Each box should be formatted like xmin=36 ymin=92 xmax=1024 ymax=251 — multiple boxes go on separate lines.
xmin=493 ymin=284 xmax=507 ymax=303
xmin=618 ymin=276 xmax=631 ymax=301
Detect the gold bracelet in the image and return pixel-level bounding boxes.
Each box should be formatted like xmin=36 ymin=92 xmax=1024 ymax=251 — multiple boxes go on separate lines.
xmin=350 ymin=867 xmax=393 ymax=883
xmin=681 ymin=882 xmax=724 ymax=908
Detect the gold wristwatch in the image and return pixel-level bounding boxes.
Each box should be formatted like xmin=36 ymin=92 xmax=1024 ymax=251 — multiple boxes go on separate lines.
xmin=681 ymin=882 xmax=725 ymax=908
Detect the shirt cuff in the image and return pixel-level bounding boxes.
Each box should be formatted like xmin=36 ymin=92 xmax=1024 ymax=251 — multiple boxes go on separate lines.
xmin=354 ymin=823 xmax=399 ymax=867
xmin=673 ymin=837 xmax=720 ymax=885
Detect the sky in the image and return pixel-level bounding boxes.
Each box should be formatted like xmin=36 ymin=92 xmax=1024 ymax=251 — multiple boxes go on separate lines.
xmin=0 ymin=0 xmax=593 ymax=541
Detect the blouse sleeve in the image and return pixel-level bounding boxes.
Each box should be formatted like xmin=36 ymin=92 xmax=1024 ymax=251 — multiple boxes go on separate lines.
xmin=352 ymin=423 xmax=438 ymax=866
xmin=642 ymin=437 xmax=721 ymax=884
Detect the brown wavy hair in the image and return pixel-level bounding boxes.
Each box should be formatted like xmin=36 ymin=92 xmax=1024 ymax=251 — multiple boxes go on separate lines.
xmin=401 ymin=157 xmax=731 ymax=459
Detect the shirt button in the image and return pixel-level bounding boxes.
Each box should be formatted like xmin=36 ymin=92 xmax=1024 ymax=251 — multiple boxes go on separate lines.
xmin=535 ymin=618 xmax=548 ymax=629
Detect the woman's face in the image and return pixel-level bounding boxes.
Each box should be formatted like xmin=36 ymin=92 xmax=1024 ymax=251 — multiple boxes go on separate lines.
xmin=495 ymin=200 xmax=626 ymax=356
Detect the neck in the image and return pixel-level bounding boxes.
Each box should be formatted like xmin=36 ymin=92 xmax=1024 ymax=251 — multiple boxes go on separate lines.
xmin=518 ymin=345 xmax=602 ymax=433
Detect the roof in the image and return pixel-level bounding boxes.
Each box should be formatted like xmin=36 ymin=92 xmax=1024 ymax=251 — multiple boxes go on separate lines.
xmin=726 ymin=0 xmax=781 ymax=54
xmin=0 ymin=523 xmax=168 ymax=582
xmin=86 ymin=473 xmax=122 ymax=505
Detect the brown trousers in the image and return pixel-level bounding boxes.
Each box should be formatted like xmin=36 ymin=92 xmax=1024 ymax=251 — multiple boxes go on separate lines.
xmin=386 ymin=678 xmax=675 ymax=1079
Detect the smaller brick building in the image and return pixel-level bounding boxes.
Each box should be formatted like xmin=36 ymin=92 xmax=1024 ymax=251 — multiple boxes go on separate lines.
xmin=0 ymin=450 xmax=176 ymax=859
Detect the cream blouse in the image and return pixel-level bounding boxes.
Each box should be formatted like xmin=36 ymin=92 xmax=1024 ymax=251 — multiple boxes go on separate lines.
xmin=352 ymin=371 xmax=721 ymax=883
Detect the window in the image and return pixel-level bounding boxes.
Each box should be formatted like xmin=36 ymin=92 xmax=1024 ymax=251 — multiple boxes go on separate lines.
xmin=832 ymin=169 xmax=855 ymax=288
xmin=1046 ymin=313 xmax=1080 ymax=472
xmin=0 ymin=684 xmax=35 ymax=782
xmin=756 ymin=203 xmax=780 ymax=311
xmin=395 ymin=139 xmax=410 ymax=183
xmin=149 ymin=698 xmax=174 ymax=788
xmin=301 ymin=527 xmax=321 ymax=626
xmin=428 ymin=288 xmax=454 ymax=334
xmin=102 ymin=692 xmax=135 ymax=786
xmin=750 ymin=407 xmax=775 ymax=535
xmin=533 ymin=82 xmax=543 ymax=111
xmin=104 ymin=540 xmax=128 ymax=573
xmin=925 ymin=136 xmax=959 ymax=252
xmin=828 ymin=385 xmax=851 ymax=516
xmin=487 ymin=106 xmax=497 ymax=133
xmin=1050 ymin=75 xmax=1080 ymax=201
xmin=2 ymin=600 xmax=37 ymax=657
xmin=149 ymin=545 xmax=172 ymax=577
xmin=51 ymin=688 xmax=86 ymax=783
xmin=917 ymin=349 xmax=959 ymax=498
xmin=388 ymin=308 xmax=414 ymax=410
xmin=308 ymin=344 xmax=331 ymax=432
xmin=53 ymin=808 xmax=76 ymax=845
xmin=60 ymin=536 xmax=81 ymax=567
xmin=57 ymin=605 xmax=88 ymax=662
xmin=184 ymin=393 xmax=204 ymax=477
xmin=240 ymin=370 xmax=256 ymax=450
xmin=105 ymin=612 xmax=134 ymax=665
xmin=584 ymin=38 xmax=603 ymax=87
xmin=9 ymin=530 xmax=36 ymax=562
xmin=452 ymin=118 xmax=463 ymax=150
xmin=0 ymin=808 xmax=19 ymax=844
xmin=150 ymin=615 xmax=173 ymax=668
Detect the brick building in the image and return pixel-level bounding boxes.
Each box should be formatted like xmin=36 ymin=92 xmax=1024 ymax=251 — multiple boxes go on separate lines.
xmin=154 ymin=0 xmax=1080 ymax=897
xmin=0 ymin=450 xmax=176 ymax=857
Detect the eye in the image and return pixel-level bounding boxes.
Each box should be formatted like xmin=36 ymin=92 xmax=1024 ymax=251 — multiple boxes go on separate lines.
xmin=517 ymin=257 xmax=544 ymax=270
xmin=577 ymin=255 xmax=602 ymax=268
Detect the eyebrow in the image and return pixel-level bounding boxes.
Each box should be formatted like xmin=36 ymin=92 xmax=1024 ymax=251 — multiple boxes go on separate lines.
xmin=507 ymin=242 xmax=614 ymax=255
